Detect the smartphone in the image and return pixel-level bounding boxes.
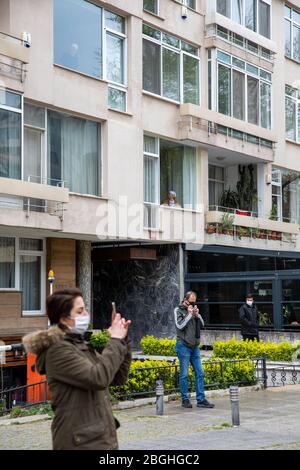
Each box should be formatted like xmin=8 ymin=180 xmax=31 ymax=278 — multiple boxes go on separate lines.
xmin=111 ymin=302 xmax=117 ymax=322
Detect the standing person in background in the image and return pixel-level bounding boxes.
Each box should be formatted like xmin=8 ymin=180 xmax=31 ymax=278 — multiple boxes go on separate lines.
xmin=174 ymin=291 xmax=215 ymax=409
xmin=239 ymin=293 xmax=260 ymax=341
xmin=23 ymin=288 xmax=131 ymax=450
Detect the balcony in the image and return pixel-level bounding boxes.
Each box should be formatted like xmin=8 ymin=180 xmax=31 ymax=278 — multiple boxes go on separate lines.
xmin=205 ymin=206 xmax=298 ymax=249
xmin=179 ymin=104 xmax=276 ymax=161
xmin=0 ymin=31 xmax=29 ymax=82
xmin=0 ymin=177 xmax=69 ymax=231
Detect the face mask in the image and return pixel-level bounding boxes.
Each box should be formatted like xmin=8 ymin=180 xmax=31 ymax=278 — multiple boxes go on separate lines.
xmin=188 ymin=301 xmax=196 ymax=307
xmin=74 ymin=314 xmax=90 ymax=333
xmin=246 ymin=301 xmax=253 ymax=307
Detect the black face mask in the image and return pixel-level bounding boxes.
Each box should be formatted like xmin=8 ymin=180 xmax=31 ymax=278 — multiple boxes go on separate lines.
xmin=188 ymin=301 xmax=196 ymax=307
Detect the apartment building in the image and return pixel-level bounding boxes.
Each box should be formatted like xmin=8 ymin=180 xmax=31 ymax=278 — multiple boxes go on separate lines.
xmin=0 ymin=0 xmax=299 ymax=386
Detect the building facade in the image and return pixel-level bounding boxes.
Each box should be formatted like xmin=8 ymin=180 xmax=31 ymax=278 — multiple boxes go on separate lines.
xmin=0 ymin=0 xmax=300 ymax=384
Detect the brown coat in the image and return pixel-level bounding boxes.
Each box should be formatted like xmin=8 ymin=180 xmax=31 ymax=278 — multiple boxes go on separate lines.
xmin=23 ymin=326 xmax=131 ymax=450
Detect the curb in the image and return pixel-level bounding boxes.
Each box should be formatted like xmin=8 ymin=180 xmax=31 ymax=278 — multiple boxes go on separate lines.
xmin=112 ymin=384 xmax=263 ymax=411
xmin=0 ymin=414 xmax=51 ymax=426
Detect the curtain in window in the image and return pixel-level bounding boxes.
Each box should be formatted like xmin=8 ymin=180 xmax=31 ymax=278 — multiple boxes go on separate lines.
xmin=20 ymin=255 xmax=41 ymax=311
xmin=232 ymin=0 xmax=242 ymax=24
xmin=162 ymin=49 xmax=180 ymax=101
xmin=260 ymin=82 xmax=271 ymax=129
xmin=285 ymin=20 xmax=292 ymax=57
xmin=48 ymin=111 xmax=100 ymax=195
xmin=259 ymin=0 xmax=270 ymax=38
xmin=293 ymin=25 xmax=300 ymax=61
xmin=0 ymin=110 xmax=21 ymax=179
xmin=218 ymin=64 xmax=231 ymax=116
xmin=144 ymin=156 xmax=158 ymax=203
xmin=24 ymin=128 xmax=42 ymax=182
xmin=183 ymin=146 xmax=196 ymax=209
xmin=143 ymin=40 xmax=161 ymax=94
xmin=282 ymin=171 xmax=300 ymax=224
xmin=233 ymin=70 xmax=245 ymax=120
xmin=183 ymin=55 xmax=199 ymax=105
xmin=285 ymin=98 xmax=296 ymax=140
xmin=0 ymin=237 xmax=15 ymax=288
xmin=247 ymin=76 xmax=259 ymax=125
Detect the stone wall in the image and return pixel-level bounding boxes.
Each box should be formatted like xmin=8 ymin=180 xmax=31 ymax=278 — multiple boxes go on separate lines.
xmin=92 ymin=245 xmax=180 ymax=347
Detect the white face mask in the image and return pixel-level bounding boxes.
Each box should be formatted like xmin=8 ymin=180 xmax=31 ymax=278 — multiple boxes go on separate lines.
xmin=246 ymin=301 xmax=253 ymax=307
xmin=74 ymin=314 xmax=90 ymax=333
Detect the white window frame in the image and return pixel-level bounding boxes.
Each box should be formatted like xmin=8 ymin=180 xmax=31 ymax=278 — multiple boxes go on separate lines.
xmin=53 ymin=2 xmax=127 ymax=110
xmin=142 ymin=26 xmax=200 ymax=105
xmin=214 ymin=49 xmax=272 ymax=129
xmin=285 ymin=4 xmax=300 ymax=62
xmin=208 ymin=165 xmax=225 ymax=208
xmin=285 ymin=85 xmax=300 ymax=144
xmin=271 ymin=168 xmax=282 ymax=222
xmin=23 ymin=103 xmax=47 ymax=184
xmin=216 ymin=0 xmax=272 ymax=39
xmin=0 ymin=236 xmax=46 ymax=316
xmin=143 ymin=135 xmax=160 ymax=229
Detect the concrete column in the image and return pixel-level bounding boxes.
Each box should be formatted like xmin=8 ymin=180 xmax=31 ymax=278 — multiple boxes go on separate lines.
xmin=76 ymin=241 xmax=92 ymax=315
xmin=257 ymin=163 xmax=272 ymax=218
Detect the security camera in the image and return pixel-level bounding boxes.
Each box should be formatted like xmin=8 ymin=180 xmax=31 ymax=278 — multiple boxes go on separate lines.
xmin=22 ymin=31 xmax=31 ymax=48
xmin=181 ymin=6 xmax=188 ymax=19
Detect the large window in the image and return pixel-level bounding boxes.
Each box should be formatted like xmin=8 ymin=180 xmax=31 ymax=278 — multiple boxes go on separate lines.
xmin=285 ymin=4 xmax=300 ymax=62
xmin=285 ymin=85 xmax=300 ymax=143
xmin=53 ymin=0 xmax=126 ymax=111
xmin=143 ymin=135 xmax=197 ymax=228
xmin=143 ymin=25 xmax=200 ymax=105
xmin=272 ymin=166 xmax=300 ymax=224
xmin=0 ymin=90 xmax=22 ymax=180
xmin=214 ymin=50 xmax=272 ymax=129
xmin=217 ymin=0 xmax=271 ymax=38
xmin=48 ymin=110 xmax=101 ymax=196
xmin=0 ymin=237 xmax=45 ymax=314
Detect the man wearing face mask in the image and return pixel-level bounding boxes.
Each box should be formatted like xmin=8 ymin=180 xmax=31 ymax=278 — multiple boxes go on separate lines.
xmin=23 ymin=288 xmax=131 ymax=450
xmin=174 ymin=291 xmax=214 ymax=409
xmin=239 ymin=293 xmax=260 ymax=341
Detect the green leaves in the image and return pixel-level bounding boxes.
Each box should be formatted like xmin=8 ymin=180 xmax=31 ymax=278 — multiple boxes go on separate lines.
xmin=140 ymin=335 xmax=177 ymax=356
xmin=212 ymin=338 xmax=293 ymax=361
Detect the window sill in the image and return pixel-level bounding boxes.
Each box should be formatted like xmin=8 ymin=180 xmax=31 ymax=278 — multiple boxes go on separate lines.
xmin=69 ymin=192 xmax=108 ymax=201
xmin=108 ymin=107 xmax=133 ymax=117
xmin=143 ymin=227 xmax=162 ymax=233
xmin=286 ymin=139 xmax=300 ymax=146
xmin=143 ymin=10 xmax=165 ymax=21
xmin=54 ymin=63 xmax=109 ymax=84
xmin=22 ymin=312 xmax=47 ymax=317
xmin=161 ymin=205 xmax=199 ymax=213
xmin=142 ymin=90 xmax=181 ymax=106
xmin=284 ymin=55 xmax=300 ymax=66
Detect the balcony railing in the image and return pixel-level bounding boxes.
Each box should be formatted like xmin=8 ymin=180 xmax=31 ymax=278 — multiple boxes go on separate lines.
xmin=0 ymin=31 xmax=29 ymax=82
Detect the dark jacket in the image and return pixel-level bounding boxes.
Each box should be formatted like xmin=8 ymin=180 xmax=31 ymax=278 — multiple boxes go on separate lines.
xmin=239 ymin=303 xmax=259 ymax=335
xmin=23 ymin=326 xmax=131 ymax=450
xmin=174 ymin=305 xmax=204 ymax=348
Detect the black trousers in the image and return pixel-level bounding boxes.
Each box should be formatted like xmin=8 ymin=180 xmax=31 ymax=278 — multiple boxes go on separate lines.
xmin=242 ymin=334 xmax=259 ymax=341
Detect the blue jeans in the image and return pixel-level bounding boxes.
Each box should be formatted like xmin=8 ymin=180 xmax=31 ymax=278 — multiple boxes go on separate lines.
xmin=175 ymin=339 xmax=205 ymax=402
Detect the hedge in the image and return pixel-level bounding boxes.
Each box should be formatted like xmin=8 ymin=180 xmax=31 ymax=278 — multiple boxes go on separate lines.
xmin=110 ymin=357 xmax=256 ymax=400
xmin=212 ymin=338 xmax=293 ymax=361
xmin=140 ymin=336 xmax=177 ymax=356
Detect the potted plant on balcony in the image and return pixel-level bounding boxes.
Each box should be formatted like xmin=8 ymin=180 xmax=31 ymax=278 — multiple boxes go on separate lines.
xmin=219 ymin=188 xmax=239 ymax=211
xmin=237 ymin=226 xmax=249 ymax=239
xmin=206 ymin=224 xmax=216 ymax=234
xmin=220 ymin=212 xmax=234 ymax=235
xmin=270 ymin=231 xmax=277 ymax=240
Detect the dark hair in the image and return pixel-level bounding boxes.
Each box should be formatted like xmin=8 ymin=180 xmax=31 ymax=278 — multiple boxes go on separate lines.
xmin=183 ymin=290 xmax=197 ymax=301
xmin=46 ymin=288 xmax=83 ymax=325
xmin=246 ymin=293 xmax=254 ymax=299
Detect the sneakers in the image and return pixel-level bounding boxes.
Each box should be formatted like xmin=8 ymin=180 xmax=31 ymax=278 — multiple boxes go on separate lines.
xmin=182 ymin=399 xmax=193 ymax=408
xmin=197 ymin=398 xmax=215 ymax=408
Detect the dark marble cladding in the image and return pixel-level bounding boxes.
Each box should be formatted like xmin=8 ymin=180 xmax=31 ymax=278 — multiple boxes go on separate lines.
xmin=92 ymin=245 xmax=180 ymax=348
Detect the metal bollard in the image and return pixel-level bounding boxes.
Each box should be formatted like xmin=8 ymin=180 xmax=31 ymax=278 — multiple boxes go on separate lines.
xmin=229 ymin=385 xmax=240 ymax=427
xmin=155 ymin=379 xmax=164 ymax=415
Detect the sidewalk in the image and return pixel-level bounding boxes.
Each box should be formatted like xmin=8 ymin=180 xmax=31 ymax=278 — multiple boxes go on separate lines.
xmin=1 ymin=385 xmax=300 ymax=450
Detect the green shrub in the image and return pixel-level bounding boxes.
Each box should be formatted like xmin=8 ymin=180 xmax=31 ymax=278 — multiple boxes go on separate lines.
xmin=140 ymin=336 xmax=177 ymax=356
xmin=292 ymin=340 xmax=300 ymax=360
xmin=212 ymin=338 xmax=293 ymax=361
xmin=9 ymin=403 xmax=53 ymax=418
xmin=110 ymin=357 xmax=256 ymax=400
xmin=89 ymin=330 xmax=110 ymax=351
